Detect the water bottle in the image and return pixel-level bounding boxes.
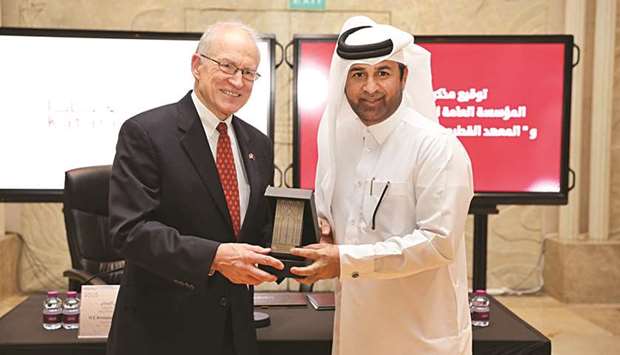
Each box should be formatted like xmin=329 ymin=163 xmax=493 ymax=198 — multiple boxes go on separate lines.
xmin=42 ymin=291 xmax=63 ymax=330
xmin=470 ymin=289 xmax=490 ymax=327
xmin=62 ymin=291 xmax=80 ymax=330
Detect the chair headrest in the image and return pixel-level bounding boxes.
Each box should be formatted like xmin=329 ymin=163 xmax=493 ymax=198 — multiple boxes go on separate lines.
xmin=64 ymin=165 xmax=112 ymax=216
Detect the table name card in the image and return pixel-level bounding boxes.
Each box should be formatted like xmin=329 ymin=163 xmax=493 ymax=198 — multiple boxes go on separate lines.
xmin=78 ymin=285 xmax=119 ymax=339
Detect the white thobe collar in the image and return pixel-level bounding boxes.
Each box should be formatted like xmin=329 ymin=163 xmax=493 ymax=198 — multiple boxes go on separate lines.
xmin=360 ymin=103 xmax=403 ymax=148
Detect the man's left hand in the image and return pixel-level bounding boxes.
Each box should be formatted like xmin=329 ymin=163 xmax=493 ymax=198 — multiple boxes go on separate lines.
xmin=289 ymin=243 xmax=340 ymax=285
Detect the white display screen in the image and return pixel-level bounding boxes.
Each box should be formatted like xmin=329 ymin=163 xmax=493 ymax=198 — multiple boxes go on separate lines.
xmin=0 ymin=30 xmax=274 ymax=200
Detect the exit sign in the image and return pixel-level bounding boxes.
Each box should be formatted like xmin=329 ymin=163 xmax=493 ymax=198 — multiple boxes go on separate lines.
xmin=289 ymin=0 xmax=326 ymax=11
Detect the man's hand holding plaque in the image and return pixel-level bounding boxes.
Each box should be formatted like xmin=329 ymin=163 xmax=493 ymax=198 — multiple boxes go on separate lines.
xmin=261 ymin=187 xmax=320 ymax=280
xmin=289 ymin=242 xmax=340 ymax=285
xmin=289 ymin=217 xmax=340 ymax=284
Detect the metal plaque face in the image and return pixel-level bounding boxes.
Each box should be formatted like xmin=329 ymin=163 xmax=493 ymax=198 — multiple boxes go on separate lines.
xmin=271 ymin=199 xmax=305 ymax=253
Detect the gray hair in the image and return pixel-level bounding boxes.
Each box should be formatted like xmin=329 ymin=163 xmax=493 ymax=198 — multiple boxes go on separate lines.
xmin=196 ymin=21 xmax=260 ymax=56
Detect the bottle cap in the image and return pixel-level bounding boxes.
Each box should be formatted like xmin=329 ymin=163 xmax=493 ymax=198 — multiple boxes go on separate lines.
xmin=47 ymin=290 xmax=59 ymax=297
xmin=66 ymin=291 xmax=78 ymax=298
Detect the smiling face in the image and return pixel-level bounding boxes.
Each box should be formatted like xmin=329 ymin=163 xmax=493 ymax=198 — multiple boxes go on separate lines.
xmin=344 ymin=60 xmax=408 ymax=126
xmin=191 ymin=28 xmax=259 ymax=119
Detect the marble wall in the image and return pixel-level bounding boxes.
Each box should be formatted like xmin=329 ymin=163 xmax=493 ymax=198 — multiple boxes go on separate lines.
xmin=0 ymin=204 xmax=4 ymax=236
xmin=611 ymin=1 xmax=620 ymax=241
xmin=0 ymin=0 xmax=607 ymax=294
xmin=544 ymin=238 xmax=620 ymax=303
xmin=0 ymin=234 xmax=22 ymax=300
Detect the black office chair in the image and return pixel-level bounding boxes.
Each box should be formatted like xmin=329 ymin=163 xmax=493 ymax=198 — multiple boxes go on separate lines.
xmin=63 ymin=165 xmax=124 ymax=291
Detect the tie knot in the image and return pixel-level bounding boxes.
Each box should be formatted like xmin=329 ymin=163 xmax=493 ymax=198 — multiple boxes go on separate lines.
xmin=217 ymin=122 xmax=228 ymax=134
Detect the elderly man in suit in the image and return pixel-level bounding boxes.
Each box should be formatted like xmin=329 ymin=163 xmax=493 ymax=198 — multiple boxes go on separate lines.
xmin=106 ymin=21 xmax=283 ymax=355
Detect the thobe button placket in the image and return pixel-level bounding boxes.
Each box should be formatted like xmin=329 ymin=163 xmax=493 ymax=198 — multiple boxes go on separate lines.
xmin=360 ymin=221 xmax=368 ymax=231
xmin=363 ymin=133 xmax=378 ymax=152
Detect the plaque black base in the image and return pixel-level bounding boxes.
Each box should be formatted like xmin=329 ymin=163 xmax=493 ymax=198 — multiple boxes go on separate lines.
xmin=260 ymin=252 xmax=311 ymax=279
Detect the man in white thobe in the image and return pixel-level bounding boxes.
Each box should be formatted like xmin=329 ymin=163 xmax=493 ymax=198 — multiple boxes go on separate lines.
xmin=290 ymin=16 xmax=474 ymax=355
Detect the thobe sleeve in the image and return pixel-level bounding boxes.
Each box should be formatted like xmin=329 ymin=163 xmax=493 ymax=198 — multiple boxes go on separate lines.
xmin=314 ymin=112 xmax=334 ymax=225
xmin=338 ymin=134 xmax=473 ymax=280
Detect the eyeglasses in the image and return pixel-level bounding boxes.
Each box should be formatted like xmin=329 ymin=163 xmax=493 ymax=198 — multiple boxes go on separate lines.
xmin=199 ymin=54 xmax=261 ymax=81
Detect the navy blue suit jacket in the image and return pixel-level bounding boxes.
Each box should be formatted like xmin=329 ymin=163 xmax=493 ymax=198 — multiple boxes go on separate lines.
xmin=106 ymin=92 xmax=274 ymax=355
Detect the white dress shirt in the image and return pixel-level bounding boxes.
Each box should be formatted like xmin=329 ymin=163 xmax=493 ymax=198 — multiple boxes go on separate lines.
xmin=316 ymin=104 xmax=474 ymax=355
xmin=191 ymin=92 xmax=250 ymax=225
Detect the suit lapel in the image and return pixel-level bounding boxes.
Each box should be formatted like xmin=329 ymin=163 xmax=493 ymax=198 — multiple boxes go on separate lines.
xmin=177 ymin=93 xmax=230 ymax=226
xmin=233 ymin=116 xmax=261 ymax=242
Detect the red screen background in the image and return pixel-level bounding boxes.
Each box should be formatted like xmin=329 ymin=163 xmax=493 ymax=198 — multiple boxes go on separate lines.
xmin=297 ymin=40 xmax=566 ymax=193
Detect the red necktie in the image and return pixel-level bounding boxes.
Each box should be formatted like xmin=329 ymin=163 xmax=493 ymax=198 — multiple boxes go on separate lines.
xmin=216 ymin=122 xmax=241 ymax=237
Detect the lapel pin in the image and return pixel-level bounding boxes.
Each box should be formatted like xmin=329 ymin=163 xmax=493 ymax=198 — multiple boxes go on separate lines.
xmin=248 ymin=153 xmax=255 ymax=160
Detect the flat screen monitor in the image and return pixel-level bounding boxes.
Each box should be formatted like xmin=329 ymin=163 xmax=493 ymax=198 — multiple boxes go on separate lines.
xmin=0 ymin=28 xmax=276 ymax=202
xmin=293 ymin=35 xmax=573 ymax=206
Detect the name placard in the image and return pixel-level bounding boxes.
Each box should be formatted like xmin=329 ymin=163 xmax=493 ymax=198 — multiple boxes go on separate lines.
xmin=78 ymin=285 xmax=119 ymax=339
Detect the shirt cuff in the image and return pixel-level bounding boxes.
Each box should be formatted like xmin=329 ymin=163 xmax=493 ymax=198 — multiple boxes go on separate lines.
xmin=339 ymin=244 xmax=376 ymax=280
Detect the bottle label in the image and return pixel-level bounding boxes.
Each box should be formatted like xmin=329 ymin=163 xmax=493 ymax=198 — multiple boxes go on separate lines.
xmin=63 ymin=314 xmax=80 ymax=324
xmin=43 ymin=314 xmax=60 ymax=323
xmin=472 ymin=312 xmax=490 ymax=321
